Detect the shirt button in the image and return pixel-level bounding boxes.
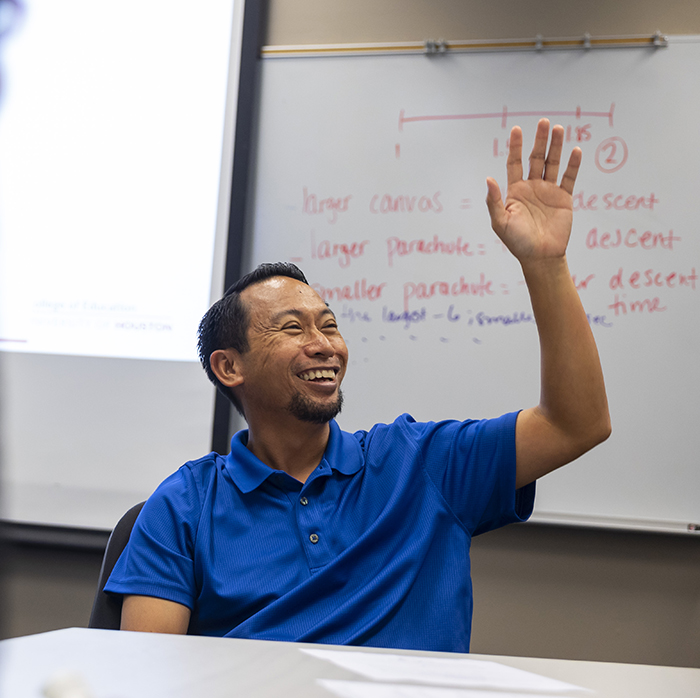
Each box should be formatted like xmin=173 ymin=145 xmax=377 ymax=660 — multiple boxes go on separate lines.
xmin=300 ymin=496 xmax=309 ymax=506
xmin=309 ymin=533 xmax=319 ymax=544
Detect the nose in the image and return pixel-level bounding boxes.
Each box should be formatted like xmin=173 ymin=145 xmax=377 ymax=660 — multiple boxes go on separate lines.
xmin=303 ymin=327 xmax=335 ymax=357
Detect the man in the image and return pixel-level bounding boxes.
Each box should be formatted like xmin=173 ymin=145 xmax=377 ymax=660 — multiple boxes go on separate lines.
xmin=106 ymin=120 xmax=611 ymax=651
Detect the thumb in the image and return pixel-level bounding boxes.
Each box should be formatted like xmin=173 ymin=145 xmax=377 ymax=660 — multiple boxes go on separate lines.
xmin=485 ymin=177 xmax=507 ymax=234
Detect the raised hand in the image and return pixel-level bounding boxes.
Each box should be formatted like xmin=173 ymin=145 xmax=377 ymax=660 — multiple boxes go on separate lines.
xmin=485 ymin=119 xmax=581 ymax=264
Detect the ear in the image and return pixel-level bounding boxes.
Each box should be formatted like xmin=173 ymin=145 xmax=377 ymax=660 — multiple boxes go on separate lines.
xmin=209 ymin=348 xmax=245 ymax=389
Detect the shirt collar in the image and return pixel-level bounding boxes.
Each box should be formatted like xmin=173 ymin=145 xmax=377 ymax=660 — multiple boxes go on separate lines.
xmin=323 ymin=419 xmax=365 ymax=475
xmin=224 ymin=419 xmax=364 ymax=494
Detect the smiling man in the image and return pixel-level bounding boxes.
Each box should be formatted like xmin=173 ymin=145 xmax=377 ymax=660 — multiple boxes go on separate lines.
xmin=105 ymin=120 xmax=611 ymax=651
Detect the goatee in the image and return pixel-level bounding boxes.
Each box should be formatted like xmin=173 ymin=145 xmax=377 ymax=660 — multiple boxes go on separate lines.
xmin=288 ymin=389 xmax=344 ymax=424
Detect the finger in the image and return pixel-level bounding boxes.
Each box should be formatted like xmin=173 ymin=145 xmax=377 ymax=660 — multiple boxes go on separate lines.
xmin=506 ymin=126 xmax=523 ymax=186
xmin=528 ymin=118 xmax=550 ymax=180
xmin=559 ymin=147 xmax=582 ymax=196
xmin=485 ymin=177 xmax=507 ymax=233
xmin=544 ymin=124 xmax=564 ymax=183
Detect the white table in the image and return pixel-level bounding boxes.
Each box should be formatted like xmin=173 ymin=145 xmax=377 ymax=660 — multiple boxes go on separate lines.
xmin=1 ymin=628 xmax=699 ymax=698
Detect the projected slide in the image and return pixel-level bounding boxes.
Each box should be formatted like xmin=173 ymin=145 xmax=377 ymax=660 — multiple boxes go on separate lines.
xmin=0 ymin=0 xmax=235 ymax=361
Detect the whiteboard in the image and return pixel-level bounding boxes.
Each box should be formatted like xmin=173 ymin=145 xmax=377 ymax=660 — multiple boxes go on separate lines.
xmin=246 ymin=37 xmax=700 ymax=534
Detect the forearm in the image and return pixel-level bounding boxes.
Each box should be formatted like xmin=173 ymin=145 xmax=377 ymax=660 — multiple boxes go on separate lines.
xmin=522 ymin=254 xmax=611 ymax=452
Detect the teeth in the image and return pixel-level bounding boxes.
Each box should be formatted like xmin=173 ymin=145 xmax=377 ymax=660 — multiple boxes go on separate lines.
xmin=299 ymin=369 xmax=335 ymax=381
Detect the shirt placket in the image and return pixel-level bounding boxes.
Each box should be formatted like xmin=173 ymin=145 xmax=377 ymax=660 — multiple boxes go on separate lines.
xmin=296 ymin=469 xmax=333 ymax=571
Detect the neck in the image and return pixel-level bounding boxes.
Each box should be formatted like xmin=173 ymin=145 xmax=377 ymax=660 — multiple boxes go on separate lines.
xmin=245 ymin=415 xmax=331 ymax=483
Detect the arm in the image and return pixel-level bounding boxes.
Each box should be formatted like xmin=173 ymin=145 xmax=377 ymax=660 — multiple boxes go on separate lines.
xmin=121 ymin=595 xmax=191 ymax=634
xmin=485 ymin=119 xmax=611 ymax=489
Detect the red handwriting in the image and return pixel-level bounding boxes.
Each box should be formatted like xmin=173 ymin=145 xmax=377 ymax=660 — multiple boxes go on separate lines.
xmin=595 ymin=137 xmax=628 ymax=173
xmin=564 ymin=124 xmax=591 ymax=142
xmin=609 ymin=268 xmax=697 ymax=291
xmin=572 ymin=274 xmax=595 ymax=290
xmin=608 ymin=295 xmax=666 ymax=316
xmin=495 ymin=124 xmax=591 ymax=158
xmin=313 ymin=279 xmax=387 ymax=303
xmin=573 ymin=193 xmax=599 ymax=211
xmin=586 ymin=228 xmax=680 ymax=251
xmin=403 ymin=274 xmax=494 ymax=311
xmin=302 ymin=187 xmax=352 ymax=224
xmin=310 ymin=231 xmax=369 ymax=268
xmin=387 ymin=235 xmax=477 ymax=267
xmin=573 ymin=192 xmax=659 ymax=212
xmin=370 ymin=192 xmax=443 ymax=214
xmin=399 ymin=104 xmax=615 ymax=131
xmin=602 ymin=192 xmax=659 ymax=211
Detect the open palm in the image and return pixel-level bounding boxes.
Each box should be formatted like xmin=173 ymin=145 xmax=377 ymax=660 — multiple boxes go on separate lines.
xmin=486 ymin=120 xmax=582 ymax=262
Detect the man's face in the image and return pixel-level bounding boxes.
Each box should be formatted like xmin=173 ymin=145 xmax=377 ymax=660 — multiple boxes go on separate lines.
xmin=236 ymin=276 xmax=348 ymax=424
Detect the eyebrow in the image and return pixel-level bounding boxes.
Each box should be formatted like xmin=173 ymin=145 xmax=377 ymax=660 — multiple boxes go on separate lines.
xmin=269 ymin=307 xmax=337 ymax=324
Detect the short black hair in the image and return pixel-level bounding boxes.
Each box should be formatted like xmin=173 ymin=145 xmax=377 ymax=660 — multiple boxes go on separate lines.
xmin=197 ymin=262 xmax=309 ymax=415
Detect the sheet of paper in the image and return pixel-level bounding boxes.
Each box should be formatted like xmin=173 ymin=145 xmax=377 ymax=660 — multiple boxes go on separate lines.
xmin=302 ymin=649 xmax=592 ymax=694
xmin=317 ymin=679 xmax=595 ymax=698
xmin=318 ymin=679 xmax=591 ymax=698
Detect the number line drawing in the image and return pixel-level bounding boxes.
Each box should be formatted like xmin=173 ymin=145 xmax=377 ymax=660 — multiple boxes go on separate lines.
xmin=399 ymin=103 xmax=615 ymax=130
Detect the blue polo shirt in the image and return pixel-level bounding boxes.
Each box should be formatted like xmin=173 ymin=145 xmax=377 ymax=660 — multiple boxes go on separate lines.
xmin=106 ymin=412 xmax=534 ymax=652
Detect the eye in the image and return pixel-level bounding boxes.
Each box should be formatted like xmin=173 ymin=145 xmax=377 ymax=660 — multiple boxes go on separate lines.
xmin=282 ymin=322 xmax=302 ymax=332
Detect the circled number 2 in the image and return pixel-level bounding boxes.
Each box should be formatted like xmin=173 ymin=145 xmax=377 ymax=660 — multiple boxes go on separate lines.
xmin=595 ymin=136 xmax=628 ymax=173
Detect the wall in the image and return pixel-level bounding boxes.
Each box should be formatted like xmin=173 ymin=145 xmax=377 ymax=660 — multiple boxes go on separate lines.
xmin=2 ymin=541 xmax=103 ymax=640
xmin=471 ymin=524 xmax=700 ymax=667
xmin=265 ymin=0 xmax=700 ymax=44
xmin=3 ymin=0 xmax=699 ymax=668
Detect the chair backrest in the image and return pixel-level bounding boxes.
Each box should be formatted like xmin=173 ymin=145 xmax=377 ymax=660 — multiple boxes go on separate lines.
xmin=88 ymin=501 xmax=145 ymax=629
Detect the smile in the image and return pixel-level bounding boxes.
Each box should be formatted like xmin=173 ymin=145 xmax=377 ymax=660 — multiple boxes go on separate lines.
xmin=298 ymin=369 xmax=337 ymax=382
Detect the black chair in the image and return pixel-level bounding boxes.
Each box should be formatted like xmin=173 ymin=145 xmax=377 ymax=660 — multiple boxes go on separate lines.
xmin=89 ymin=501 xmax=145 ymax=629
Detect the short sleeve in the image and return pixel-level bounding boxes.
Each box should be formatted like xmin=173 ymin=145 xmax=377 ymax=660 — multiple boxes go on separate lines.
xmin=104 ymin=464 xmax=203 ymax=609
xmin=394 ymin=411 xmax=534 ymax=535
